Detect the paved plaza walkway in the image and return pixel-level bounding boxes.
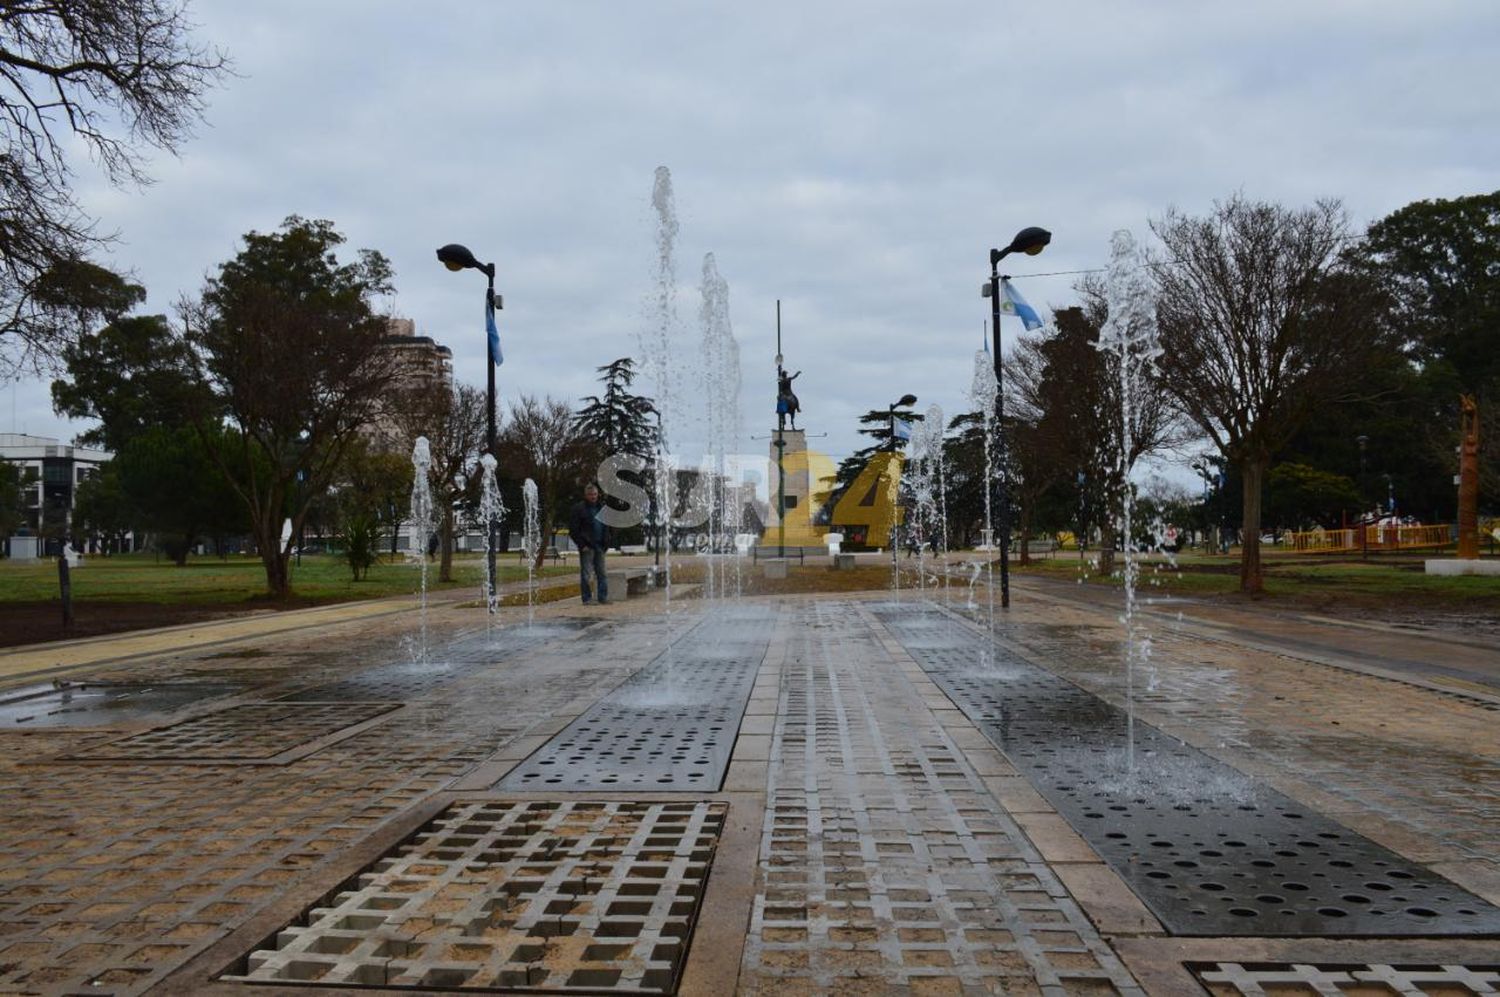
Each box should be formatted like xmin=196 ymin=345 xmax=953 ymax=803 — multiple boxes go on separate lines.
xmin=0 ymin=581 xmax=1496 ymax=995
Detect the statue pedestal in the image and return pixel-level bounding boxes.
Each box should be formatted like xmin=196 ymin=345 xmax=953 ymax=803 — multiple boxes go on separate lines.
xmin=767 ymin=429 xmax=829 ymax=546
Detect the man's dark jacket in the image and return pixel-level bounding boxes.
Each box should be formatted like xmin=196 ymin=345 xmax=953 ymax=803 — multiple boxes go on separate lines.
xmin=568 ymin=499 xmax=612 ymax=550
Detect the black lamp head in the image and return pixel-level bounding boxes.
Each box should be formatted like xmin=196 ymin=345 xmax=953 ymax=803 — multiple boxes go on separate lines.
xmin=436 ymin=243 xmax=482 ymax=272
xmin=897 ymin=393 xmax=918 ymax=408
xmin=1006 ymin=226 xmax=1052 ymax=257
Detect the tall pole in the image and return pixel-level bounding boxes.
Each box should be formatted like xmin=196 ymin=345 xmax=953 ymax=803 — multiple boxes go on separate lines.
xmin=889 ymin=403 xmax=898 ymax=579
xmin=485 ymin=270 xmax=498 ymax=610
xmin=776 ymin=300 xmax=785 ymax=559
xmin=989 ymin=255 xmax=1011 ymax=608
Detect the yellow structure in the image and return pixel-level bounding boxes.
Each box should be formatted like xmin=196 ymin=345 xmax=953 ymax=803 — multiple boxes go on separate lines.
xmin=828 ymin=450 xmax=906 ymax=550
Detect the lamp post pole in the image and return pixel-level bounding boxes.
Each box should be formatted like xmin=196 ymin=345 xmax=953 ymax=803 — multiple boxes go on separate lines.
xmin=484 ymin=269 xmax=498 ymax=602
xmin=886 ymin=394 xmax=916 ymax=581
xmin=436 ymin=243 xmax=501 ymax=611
xmin=987 ymin=254 xmax=1010 ymax=608
xmin=983 ymin=226 xmax=1050 ymax=609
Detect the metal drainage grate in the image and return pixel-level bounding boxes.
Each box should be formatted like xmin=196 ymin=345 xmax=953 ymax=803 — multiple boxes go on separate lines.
xmin=498 ymin=612 xmax=770 ymax=792
xmin=225 ymin=800 xmax=726 ymax=993
xmin=1192 ymin=962 xmax=1500 ymax=995
xmin=60 ymin=701 xmax=399 ymax=763
xmin=874 ymin=606 xmax=1500 ymax=938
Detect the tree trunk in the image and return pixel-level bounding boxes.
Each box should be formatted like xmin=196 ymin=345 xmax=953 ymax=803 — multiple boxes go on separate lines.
xmin=438 ymin=504 xmax=455 ymax=583
xmin=1098 ymin=521 xmax=1116 ymax=577
xmin=254 ymin=517 xmax=292 ymax=599
xmin=1239 ymin=455 xmax=1268 ymax=594
xmin=532 ymin=511 xmax=554 ymax=572
xmin=1017 ymin=501 xmax=1033 ymax=566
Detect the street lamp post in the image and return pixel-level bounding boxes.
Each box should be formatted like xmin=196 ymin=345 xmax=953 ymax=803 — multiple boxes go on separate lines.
xmin=983 ymin=226 xmax=1051 ymax=608
xmin=1356 ymin=434 xmax=1369 ymax=559
xmin=887 ymin=393 xmax=917 ymax=580
xmin=436 ymin=243 xmax=502 ymax=611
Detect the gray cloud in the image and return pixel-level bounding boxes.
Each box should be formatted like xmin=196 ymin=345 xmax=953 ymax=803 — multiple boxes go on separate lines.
xmin=8 ymin=0 xmax=1497 ymax=481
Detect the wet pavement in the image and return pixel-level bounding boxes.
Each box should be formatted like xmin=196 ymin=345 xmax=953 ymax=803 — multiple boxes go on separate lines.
xmin=0 ymin=584 xmax=1494 ymax=994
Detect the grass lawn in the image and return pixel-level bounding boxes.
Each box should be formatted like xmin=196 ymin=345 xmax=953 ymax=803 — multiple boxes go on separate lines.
xmin=1010 ymin=549 xmax=1500 ymax=612
xmin=0 ymin=551 xmax=572 ymax=606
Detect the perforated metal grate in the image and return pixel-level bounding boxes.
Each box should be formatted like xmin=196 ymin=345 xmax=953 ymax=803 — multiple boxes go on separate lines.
xmin=1193 ymin=961 xmax=1500 ymax=995
xmin=60 ymin=701 xmax=398 ymax=762
xmin=225 ymin=800 xmax=725 ymax=993
xmin=875 ymin=606 xmax=1500 ymax=938
xmin=497 ymin=610 xmax=771 ymax=792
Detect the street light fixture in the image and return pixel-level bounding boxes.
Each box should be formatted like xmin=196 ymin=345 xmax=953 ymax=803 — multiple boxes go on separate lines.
xmin=436 ymin=242 xmax=502 ymax=611
xmin=983 ymin=226 xmax=1050 ymax=608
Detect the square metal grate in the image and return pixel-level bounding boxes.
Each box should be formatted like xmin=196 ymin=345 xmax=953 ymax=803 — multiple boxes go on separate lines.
xmin=1192 ymin=961 xmax=1500 ymax=995
xmin=225 ymin=800 xmax=726 ymax=993
xmin=59 ymin=701 xmax=399 ymax=763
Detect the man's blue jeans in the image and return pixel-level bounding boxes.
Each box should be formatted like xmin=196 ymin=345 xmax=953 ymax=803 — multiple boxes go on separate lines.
xmin=578 ymin=545 xmax=608 ymax=603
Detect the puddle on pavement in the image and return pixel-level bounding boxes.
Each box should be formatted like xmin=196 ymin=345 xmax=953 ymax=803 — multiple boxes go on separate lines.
xmin=0 ymin=681 xmax=241 ymax=728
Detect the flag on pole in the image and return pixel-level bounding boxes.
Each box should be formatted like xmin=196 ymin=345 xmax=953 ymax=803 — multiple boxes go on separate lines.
xmin=893 ymin=418 xmax=912 ymax=443
xmin=999 ymin=278 xmax=1044 ymax=331
xmin=485 ymin=293 xmax=503 ymax=365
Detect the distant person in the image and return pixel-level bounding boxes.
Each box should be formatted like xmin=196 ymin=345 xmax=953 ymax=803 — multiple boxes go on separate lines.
xmin=568 ymin=482 xmax=611 ymax=605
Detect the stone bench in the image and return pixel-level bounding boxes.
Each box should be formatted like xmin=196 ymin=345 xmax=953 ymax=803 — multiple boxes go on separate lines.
xmin=750 ymin=545 xmax=824 ymax=564
xmin=517 ymin=547 xmax=569 ymax=563
xmin=605 ymin=566 xmax=655 ymax=598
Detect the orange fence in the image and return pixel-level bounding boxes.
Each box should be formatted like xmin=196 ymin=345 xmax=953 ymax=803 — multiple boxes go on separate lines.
xmin=1286 ymin=524 xmax=1453 ymax=553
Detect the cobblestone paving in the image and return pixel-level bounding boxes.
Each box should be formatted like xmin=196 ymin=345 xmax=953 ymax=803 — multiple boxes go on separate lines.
xmin=0 ymin=615 xmax=677 ymax=995
xmin=739 ymin=600 xmax=1143 ymax=996
xmin=988 ymin=613 xmax=1500 ymax=865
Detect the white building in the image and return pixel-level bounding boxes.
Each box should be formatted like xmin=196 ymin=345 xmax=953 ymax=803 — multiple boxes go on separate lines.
xmin=0 ymin=433 xmax=113 ymax=557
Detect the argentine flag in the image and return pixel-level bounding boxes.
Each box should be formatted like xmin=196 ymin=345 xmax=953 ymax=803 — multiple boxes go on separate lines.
xmin=485 ymin=293 xmax=503 ymax=365
xmin=893 ymin=418 xmax=913 ymax=443
xmin=1000 ymin=279 xmax=1044 ymax=332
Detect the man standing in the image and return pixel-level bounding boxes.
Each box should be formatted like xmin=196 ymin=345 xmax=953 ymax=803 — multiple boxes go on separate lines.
xmin=569 ymin=482 xmax=611 ymax=605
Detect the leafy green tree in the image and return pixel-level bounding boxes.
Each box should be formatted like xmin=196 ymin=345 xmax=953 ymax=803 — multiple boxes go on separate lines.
xmin=1 ymin=0 xmax=228 ymax=372
xmin=940 ymin=413 xmax=988 ymax=549
xmin=333 ymin=440 xmax=413 ymax=577
xmin=574 ymin=358 xmax=659 ymax=457
xmin=51 ymin=313 xmax=206 ymax=449
xmin=72 ymin=464 xmax=135 ymax=553
xmin=573 ymin=359 xmax=659 ymax=547
xmin=183 ymin=216 xmax=399 ymax=597
xmin=1357 ymin=191 xmax=1500 ymax=508
xmin=1266 ymin=463 xmax=1362 ymax=530
xmin=0 ymin=460 xmax=24 ymax=540
xmin=113 ymin=426 xmax=245 ymax=564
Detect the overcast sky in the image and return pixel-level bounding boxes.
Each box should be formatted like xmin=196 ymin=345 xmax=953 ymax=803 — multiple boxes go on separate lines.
xmin=7 ymin=1 xmax=1499 ymax=485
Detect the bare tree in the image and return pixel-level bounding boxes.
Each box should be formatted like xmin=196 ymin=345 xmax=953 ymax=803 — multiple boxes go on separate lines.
xmin=1 ymin=0 xmax=229 ymax=371
xmin=1152 ymin=195 xmax=1381 ymax=592
xmin=394 ymin=382 xmax=488 ymax=582
xmin=498 ymin=395 xmax=594 ymax=571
